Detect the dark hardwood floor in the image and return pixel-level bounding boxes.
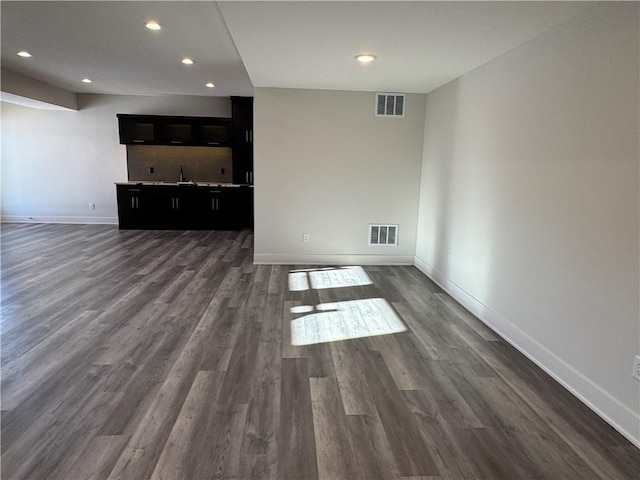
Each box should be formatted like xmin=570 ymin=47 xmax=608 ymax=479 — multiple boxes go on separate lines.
xmin=1 ymin=223 xmax=638 ymax=479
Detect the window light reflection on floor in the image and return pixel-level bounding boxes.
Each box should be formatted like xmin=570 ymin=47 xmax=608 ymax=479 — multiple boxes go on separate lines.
xmin=288 ymin=266 xmax=373 ymax=292
xmin=290 ymin=298 xmax=406 ymax=346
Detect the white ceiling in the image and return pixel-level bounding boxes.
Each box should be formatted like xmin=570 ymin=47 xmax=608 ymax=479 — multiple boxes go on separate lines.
xmin=218 ymin=1 xmax=592 ymax=94
xmin=1 ymin=1 xmax=593 ymax=99
xmin=1 ymin=1 xmax=254 ymax=97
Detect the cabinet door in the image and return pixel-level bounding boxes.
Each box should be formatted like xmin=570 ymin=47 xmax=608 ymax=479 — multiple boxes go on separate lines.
xmin=240 ymin=188 xmax=254 ymax=228
xmin=158 ymin=120 xmax=193 ymax=146
xmin=194 ymin=188 xmax=247 ymax=229
xmin=231 ymin=97 xmax=254 ymax=184
xmin=116 ymin=185 xmax=154 ymax=228
xmin=200 ymin=189 xmax=228 ymax=229
xmin=177 ymin=187 xmax=205 ymax=229
xmin=231 ymin=188 xmax=253 ymax=229
xmin=194 ymin=119 xmax=232 ymax=147
xmin=218 ymin=188 xmax=253 ymax=229
xmin=118 ymin=116 xmax=158 ymax=144
xmin=147 ymin=186 xmax=189 ymax=229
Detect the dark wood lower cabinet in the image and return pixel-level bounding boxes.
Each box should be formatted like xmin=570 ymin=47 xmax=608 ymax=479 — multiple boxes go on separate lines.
xmin=116 ymin=186 xmax=155 ymax=228
xmin=116 ymin=184 xmax=253 ymax=230
xmin=194 ymin=188 xmax=242 ymax=230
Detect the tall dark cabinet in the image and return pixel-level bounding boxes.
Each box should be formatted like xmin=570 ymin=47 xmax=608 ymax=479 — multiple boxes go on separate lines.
xmin=231 ymin=97 xmax=254 ymax=185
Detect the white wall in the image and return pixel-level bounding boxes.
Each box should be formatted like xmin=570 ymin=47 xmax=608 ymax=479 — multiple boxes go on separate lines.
xmin=1 ymin=94 xmax=230 ymax=223
xmin=416 ymin=3 xmax=639 ymax=444
xmin=253 ymin=88 xmax=425 ymax=264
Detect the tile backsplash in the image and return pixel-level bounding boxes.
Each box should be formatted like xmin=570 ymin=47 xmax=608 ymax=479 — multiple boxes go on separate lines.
xmin=127 ymin=145 xmax=233 ymax=183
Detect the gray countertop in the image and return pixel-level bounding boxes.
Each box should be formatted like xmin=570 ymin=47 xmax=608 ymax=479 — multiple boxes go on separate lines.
xmin=115 ymin=181 xmax=251 ymax=188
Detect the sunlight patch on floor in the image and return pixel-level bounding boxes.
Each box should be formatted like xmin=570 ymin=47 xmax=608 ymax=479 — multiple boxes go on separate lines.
xmin=291 ymin=298 xmax=406 ymax=346
xmin=288 ymin=266 xmax=372 ymax=292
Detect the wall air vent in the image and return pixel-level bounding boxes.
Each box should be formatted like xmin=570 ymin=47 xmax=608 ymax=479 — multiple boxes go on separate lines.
xmin=369 ymin=224 xmax=398 ymax=246
xmin=375 ymin=93 xmax=405 ymax=118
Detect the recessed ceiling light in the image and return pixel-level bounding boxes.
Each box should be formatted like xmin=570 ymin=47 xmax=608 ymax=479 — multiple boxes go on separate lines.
xmin=17 ymin=51 xmax=32 ymax=58
xmin=81 ymin=78 xmax=92 ymax=83
xmin=181 ymin=57 xmax=194 ymax=65
xmin=205 ymin=82 xmax=215 ymax=88
xmin=145 ymin=21 xmax=162 ymax=31
xmin=355 ymin=54 xmax=377 ymax=64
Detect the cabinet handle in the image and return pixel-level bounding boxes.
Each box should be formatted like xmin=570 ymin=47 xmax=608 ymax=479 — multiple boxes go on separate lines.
xmin=133 ymin=139 xmax=145 ymax=143
xmin=131 ymin=197 xmax=135 ymax=209
xmin=207 ymin=142 xmax=219 ymax=145
xmin=249 ymin=130 xmax=253 ymax=143
xmin=171 ymin=198 xmax=175 ymax=209
xmin=170 ymin=141 xmax=182 ymax=144
xmin=249 ymin=172 xmax=253 ymax=184
xmin=212 ymin=199 xmax=215 ymax=210
xmin=245 ymin=172 xmax=249 ymax=183
xmin=245 ymin=130 xmax=249 ymax=142
xmin=176 ymin=197 xmax=179 ymax=209
xmin=216 ymin=199 xmax=219 ymax=210
xmin=136 ymin=197 xmax=139 ymax=208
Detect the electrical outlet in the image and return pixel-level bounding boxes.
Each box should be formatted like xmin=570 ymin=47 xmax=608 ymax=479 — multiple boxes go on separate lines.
xmin=89 ymin=203 xmax=96 ymax=210
xmin=302 ymin=233 xmax=310 ymax=243
xmin=149 ymin=166 xmax=154 ymax=174
xmin=632 ymin=356 xmax=640 ymax=382
xmin=447 ymin=252 xmax=452 ymax=264
xmin=221 ymin=168 xmax=225 ymax=175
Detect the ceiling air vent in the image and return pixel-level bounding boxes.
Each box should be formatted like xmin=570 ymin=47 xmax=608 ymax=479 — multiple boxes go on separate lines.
xmin=375 ymin=93 xmax=405 ymax=118
xmin=369 ymin=224 xmax=398 ymax=246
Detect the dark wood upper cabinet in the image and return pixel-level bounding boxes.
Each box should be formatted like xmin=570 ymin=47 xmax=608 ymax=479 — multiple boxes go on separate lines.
xmin=193 ymin=118 xmax=232 ymax=146
xmin=117 ymin=114 xmax=231 ymax=147
xmin=159 ymin=120 xmax=193 ymax=145
xmin=118 ymin=115 xmax=158 ymax=144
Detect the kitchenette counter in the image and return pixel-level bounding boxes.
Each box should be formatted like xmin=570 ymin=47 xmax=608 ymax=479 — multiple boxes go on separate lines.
xmin=115 ymin=181 xmax=251 ymax=188
xmin=115 ymin=182 xmax=253 ymax=230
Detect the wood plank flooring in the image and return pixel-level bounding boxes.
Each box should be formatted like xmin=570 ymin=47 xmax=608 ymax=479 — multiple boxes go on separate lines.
xmin=1 ymin=223 xmax=638 ymax=479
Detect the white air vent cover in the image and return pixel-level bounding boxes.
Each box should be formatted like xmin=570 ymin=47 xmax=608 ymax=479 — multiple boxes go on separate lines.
xmin=375 ymin=93 xmax=405 ymax=117
xmin=369 ymin=224 xmax=398 ymax=246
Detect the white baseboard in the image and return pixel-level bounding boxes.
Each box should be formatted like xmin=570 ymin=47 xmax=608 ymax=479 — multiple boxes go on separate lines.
xmin=254 ymin=253 xmax=414 ymax=265
xmin=1 ymin=215 xmax=118 ymax=225
xmin=414 ymin=255 xmax=640 ymax=448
